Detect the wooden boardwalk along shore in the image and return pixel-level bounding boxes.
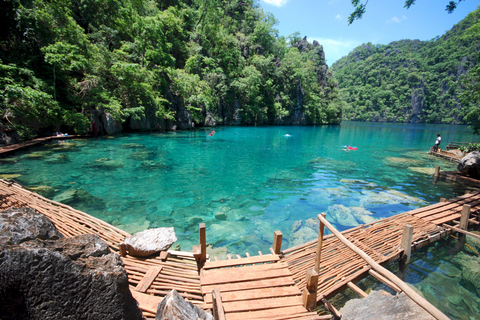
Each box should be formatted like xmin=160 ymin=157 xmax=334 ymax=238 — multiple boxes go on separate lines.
xmin=1 ymin=178 xmax=479 ymax=319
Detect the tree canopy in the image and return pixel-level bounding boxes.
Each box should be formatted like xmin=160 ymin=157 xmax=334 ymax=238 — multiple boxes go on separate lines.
xmin=0 ymin=0 xmax=342 ymax=140
xmin=332 ymin=7 xmax=480 ymax=126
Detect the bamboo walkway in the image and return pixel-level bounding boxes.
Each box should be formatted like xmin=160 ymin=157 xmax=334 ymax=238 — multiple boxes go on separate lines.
xmin=0 ymin=135 xmax=84 ymax=157
xmin=1 ymin=179 xmax=479 ymax=319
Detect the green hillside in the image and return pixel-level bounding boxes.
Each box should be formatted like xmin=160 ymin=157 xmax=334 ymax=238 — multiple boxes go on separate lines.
xmin=0 ymin=0 xmax=342 ymax=141
xmin=331 ymin=8 xmax=480 ymax=126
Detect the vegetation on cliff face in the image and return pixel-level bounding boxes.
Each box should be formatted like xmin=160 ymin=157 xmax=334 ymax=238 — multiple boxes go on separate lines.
xmin=332 ymin=7 xmax=480 ymax=125
xmin=0 ymin=0 xmax=342 ymax=140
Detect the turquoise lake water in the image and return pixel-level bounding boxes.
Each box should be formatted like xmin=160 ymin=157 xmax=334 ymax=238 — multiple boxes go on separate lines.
xmin=1 ymin=122 xmax=479 ymax=318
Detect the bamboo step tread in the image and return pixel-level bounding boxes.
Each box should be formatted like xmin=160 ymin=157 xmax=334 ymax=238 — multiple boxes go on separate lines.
xmin=201 ymin=268 xmax=291 ymax=286
xmin=203 ymin=254 xmax=280 ymax=269
xmin=225 ymin=306 xmax=318 ymax=320
xmin=130 ymin=286 xmax=163 ymax=314
xmin=202 ymin=276 xmax=296 ymax=295
xmin=204 ymin=286 xmax=300 ymax=304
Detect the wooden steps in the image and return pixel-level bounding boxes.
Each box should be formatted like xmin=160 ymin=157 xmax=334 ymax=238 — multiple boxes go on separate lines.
xmin=201 ymin=258 xmax=324 ymax=320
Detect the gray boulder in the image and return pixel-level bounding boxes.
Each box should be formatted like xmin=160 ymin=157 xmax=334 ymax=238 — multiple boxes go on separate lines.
xmin=0 ymin=207 xmax=63 ymax=245
xmin=457 ymin=151 xmax=480 ymax=178
xmin=340 ymin=290 xmax=435 ymax=320
xmin=0 ymin=233 xmax=143 ymax=320
xmin=156 ymin=289 xmax=213 ymax=320
xmin=125 ymin=227 xmax=177 ymax=257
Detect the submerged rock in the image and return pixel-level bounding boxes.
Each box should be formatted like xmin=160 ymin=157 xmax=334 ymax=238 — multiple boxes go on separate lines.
xmin=27 ymin=185 xmax=56 ymax=198
xmin=0 ymin=173 xmax=21 ymax=180
xmin=53 ymin=189 xmax=106 ymax=209
xmin=44 ymin=153 xmax=70 ymax=164
xmin=408 ymin=167 xmax=436 ymax=175
xmin=289 ymin=227 xmax=317 ymax=247
xmin=125 ymin=227 xmax=177 ymax=257
xmin=156 ymin=289 xmax=213 ymax=320
xmin=327 ymin=204 xmax=358 ymax=227
xmin=85 ymin=157 xmax=124 ymax=170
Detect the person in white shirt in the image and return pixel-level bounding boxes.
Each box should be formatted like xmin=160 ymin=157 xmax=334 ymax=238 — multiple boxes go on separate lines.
xmin=431 ymin=133 xmax=441 ymax=152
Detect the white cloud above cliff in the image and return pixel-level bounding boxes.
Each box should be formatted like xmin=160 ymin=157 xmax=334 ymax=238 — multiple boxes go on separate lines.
xmin=335 ymin=14 xmax=342 ymax=21
xmin=262 ymin=0 xmax=290 ymax=7
xmin=311 ymin=37 xmax=361 ymax=65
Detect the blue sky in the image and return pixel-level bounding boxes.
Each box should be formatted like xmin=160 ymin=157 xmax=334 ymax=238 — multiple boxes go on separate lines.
xmin=259 ymin=0 xmax=480 ymax=65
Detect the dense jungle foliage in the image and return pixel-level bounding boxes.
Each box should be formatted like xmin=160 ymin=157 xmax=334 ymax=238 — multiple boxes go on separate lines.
xmin=331 ymin=7 xmax=480 ymax=128
xmin=0 ymin=0 xmax=342 ymax=140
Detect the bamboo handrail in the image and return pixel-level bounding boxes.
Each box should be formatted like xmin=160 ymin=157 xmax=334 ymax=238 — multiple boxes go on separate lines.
xmin=316 ymin=213 xmax=450 ymax=320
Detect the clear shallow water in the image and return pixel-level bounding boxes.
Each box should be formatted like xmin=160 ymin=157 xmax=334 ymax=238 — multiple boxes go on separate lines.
xmin=1 ymin=122 xmax=479 ymax=318
xmin=0 ymin=122 xmax=476 ymax=254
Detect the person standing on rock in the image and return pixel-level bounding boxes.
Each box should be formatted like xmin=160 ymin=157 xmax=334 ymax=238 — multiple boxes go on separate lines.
xmin=431 ymin=133 xmax=441 ymax=152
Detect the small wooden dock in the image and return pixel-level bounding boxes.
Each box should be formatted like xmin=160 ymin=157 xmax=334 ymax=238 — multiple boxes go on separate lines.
xmin=1 ymin=179 xmax=479 ymax=319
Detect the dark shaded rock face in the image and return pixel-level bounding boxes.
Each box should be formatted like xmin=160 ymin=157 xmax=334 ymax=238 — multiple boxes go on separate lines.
xmin=340 ymin=290 xmax=435 ymax=320
xmin=0 ymin=207 xmax=63 ymax=245
xmin=0 ymin=128 xmax=21 ymax=147
xmin=458 ymin=151 xmax=480 ymax=178
xmin=156 ymin=289 xmax=213 ymax=320
xmin=0 ymin=233 xmax=143 ymax=320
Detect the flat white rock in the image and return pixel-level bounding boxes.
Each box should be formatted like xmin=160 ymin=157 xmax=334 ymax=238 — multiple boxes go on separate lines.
xmin=124 ymin=227 xmax=177 ymax=257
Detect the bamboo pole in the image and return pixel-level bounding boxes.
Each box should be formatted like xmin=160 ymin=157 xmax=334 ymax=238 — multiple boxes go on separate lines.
xmin=315 ymin=212 xmax=326 ymax=274
xmin=317 ymin=213 xmax=450 ymax=320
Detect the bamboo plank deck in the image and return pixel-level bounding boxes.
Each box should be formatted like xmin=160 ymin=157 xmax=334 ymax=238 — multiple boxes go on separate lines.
xmin=0 ymin=135 xmax=84 ymax=157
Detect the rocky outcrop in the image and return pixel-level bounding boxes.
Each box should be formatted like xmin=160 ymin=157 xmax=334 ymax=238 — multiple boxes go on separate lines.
xmin=457 ymin=151 xmax=480 ymax=178
xmin=0 ymin=233 xmax=142 ymax=320
xmin=0 ymin=207 xmax=63 ymax=245
xmin=125 ymin=227 xmax=177 ymax=257
xmin=156 ymin=290 xmax=213 ymax=320
xmin=340 ymin=290 xmax=435 ymax=320
xmin=0 ymin=127 xmax=21 ymax=147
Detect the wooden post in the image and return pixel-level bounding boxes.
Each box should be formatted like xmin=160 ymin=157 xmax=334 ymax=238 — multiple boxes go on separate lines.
xmin=199 ymin=223 xmax=207 ymax=262
xmin=119 ymin=243 xmax=127 ymax=257
xmin=315 ymin=212 xmax=326 ymax=274
xmin=272 ymin=231 xmax=282 ymax=254
xmin=400 ymin=225 xmax=414 ymax=264
xmin=302 ymin=269 xmax=318 ymax=311
xmin=434 ymin=166 xmax=440 ymax=177
xmin=460 ymin=204 xmax=471 ymax=230
xmin=193 ymin=223 xmax=207 ymax=271
xmin=212 ymin=287 xmax=226 ymax=320
xmin=439 ymin=198 xmax=447 ymax=203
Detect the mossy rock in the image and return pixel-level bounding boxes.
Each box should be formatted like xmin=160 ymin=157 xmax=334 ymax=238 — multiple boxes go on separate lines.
xmin=85 ymin=158 xmax=123 ymax=170
xmin=122 ymin=143 xmax=146 ymax=149
xmin=27 ymin=185 xmax=56 ymax=198
xmin=0 ymin=173 xmax=22 ymax=180
xmin=129 ymin=150 xmax=156 ymax=161
xmin=54 ymin=189 xmax=106 ymax=209
xmin=45 ymin=153 xmax=70 ymax=164
xmin=140 ymin=161 xmax=170 ymax=170
xmin=22 ymin=151 xmax=53 ymax=160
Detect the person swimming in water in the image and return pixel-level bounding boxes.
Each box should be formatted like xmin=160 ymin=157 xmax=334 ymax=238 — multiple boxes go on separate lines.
xmin=209 ymin=131 xmax=215 ymax=136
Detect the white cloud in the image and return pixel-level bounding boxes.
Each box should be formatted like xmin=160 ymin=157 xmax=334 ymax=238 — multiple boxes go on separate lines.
xmin=262 ymin=0 xmax=290 ymax=7
xmin=328 ymin=0 xmax=340 ymax=4
xmin=387 ymin=15 xmax=407 ymax=23
xmin=310 ymin=37 xmax=361 ymax=65
xmin=335 ymin=14 xmax=342 ymax=21
xmin=388 ymin=16 xmax=402 ymax=23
